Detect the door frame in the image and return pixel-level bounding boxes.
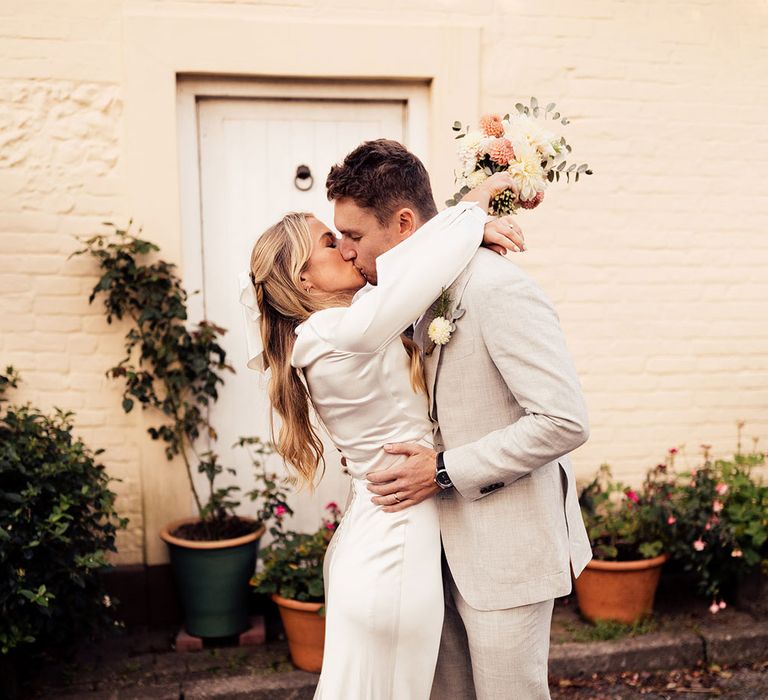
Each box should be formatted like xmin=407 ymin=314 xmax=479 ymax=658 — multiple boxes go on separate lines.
xmin=123 ymin=14 xmax=480 ymax=564
xmin=177 ymin=78 xmax=429 ymax=323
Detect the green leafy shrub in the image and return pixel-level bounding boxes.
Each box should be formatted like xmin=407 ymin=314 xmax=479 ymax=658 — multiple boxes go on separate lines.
xmin=579 ymin=463 xmax=670 ymax=561
xmin=71 ymin=225 xmax=286 ymax=541
xmin=251 ymin=503 xmax=341 ymax=604
xmin=655 ymin=437 xmax=767 ymax=606
xmin=0 ymin=368 xmax=127 ymax=655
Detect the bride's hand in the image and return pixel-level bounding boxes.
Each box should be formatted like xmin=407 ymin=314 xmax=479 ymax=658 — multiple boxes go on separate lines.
xmin=462 ymin=172 xmax=516 ymax=212
xmin=483 ymin=215 xmax=525 ymax=255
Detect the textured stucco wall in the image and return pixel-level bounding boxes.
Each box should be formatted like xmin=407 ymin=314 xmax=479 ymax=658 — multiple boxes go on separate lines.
xmin=1 ymin=0 xmax=766 ymax=565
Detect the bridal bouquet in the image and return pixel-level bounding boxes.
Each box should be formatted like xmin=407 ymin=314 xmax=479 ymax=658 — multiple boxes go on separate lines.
xmin=447 ymin=98 xmax=592 ymax=215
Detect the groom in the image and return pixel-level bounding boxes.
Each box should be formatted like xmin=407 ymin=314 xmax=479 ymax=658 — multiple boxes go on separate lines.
xmin=326 ymin=139 xmax=592 ymax=699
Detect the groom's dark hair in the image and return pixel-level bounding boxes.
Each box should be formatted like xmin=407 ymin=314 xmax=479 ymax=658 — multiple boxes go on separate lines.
xmin=326 ymin=139 xmax=438 ymax=225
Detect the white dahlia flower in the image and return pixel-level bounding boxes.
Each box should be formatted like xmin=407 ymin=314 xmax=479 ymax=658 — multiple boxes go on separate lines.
xmin=506 ymin=113 xmax=558 ymax=158
xmin=507 ymin=140 xmax=547 ymax=202
xmin=465 ymin=169 xmax=489 ymax=189
xmin=457 ymin=130 xmax=484 ymax=176
xmin=428 ymin=316 xmax=453 ymax=346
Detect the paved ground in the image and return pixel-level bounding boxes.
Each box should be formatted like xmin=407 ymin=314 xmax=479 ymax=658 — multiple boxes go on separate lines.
xmin=551 ymin=662 xmax=768 ymax=699
xmin=14 ymin=585 xmax=768 ymax=699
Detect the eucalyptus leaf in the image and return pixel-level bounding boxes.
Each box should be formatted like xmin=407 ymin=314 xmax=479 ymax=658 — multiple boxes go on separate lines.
xmin=546 ymin=102 xmax=556 ymax=114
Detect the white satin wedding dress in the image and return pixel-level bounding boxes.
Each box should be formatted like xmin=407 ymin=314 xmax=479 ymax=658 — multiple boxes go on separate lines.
xmin=291 ymin=201 xmax=486 ymax=700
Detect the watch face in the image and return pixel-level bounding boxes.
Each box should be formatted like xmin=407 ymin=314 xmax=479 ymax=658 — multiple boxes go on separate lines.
xmin=436 ymin=470 xmax=452 ymax=488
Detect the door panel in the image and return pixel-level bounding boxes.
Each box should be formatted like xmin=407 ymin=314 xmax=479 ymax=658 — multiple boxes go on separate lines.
xmin=197 ymin=98 xmax=405 ymax=533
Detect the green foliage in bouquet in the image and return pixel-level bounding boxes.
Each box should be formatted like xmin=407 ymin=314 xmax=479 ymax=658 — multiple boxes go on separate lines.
xmin=71 ymin=225 xmax=289 ymax=541
xmin=0 ymin=368 xmax=127 ymax=655
xmin=251 ymin=503 xmax=341 ymax=606
xmin=654 ymin=435 xmax=768 ymax=602
xmin=579 ymin=463 xmax=669 ymax=562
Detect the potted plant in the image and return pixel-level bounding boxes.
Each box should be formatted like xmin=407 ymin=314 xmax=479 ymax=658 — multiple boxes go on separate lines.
xmin=251 ymin=502 xmax=341 ymax=672
xmin=0 ymin=368 xmax=126 ymax=696
xmin=72 ymin=225 xmax=291 ymax=638
xmin=575 ymin=464 xmax=670 ymax=625
xmin=658 ymin=432 xmax=768 ymax=614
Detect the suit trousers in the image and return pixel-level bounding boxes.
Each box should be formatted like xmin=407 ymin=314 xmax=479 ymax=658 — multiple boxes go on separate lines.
xmin=430 ymin=556 xmax=554 ymax=700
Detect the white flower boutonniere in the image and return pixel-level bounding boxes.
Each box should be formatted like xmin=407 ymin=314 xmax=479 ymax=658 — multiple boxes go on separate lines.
xmin=425 ymin=288 xmax=463 ymax=356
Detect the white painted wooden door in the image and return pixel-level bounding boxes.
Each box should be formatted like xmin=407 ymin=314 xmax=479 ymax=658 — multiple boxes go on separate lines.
xmin=195 ymin=98 xmax=406 ymax=534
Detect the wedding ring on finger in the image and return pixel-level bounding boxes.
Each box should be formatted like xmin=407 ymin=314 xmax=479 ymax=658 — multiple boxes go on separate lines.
xmin=393 ymin=493 xmax=402 ymax=504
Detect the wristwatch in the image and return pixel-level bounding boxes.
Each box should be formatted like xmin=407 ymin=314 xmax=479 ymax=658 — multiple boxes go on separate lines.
xmin=434 ymin=451 xmax=454 ymax=490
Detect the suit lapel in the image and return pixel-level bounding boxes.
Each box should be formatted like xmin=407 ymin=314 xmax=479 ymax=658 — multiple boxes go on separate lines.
xmin=417 ymin=263 xmax=476 ymax=418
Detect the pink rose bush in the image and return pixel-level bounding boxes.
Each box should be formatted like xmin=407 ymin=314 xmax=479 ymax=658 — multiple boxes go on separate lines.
xmin=647 ymin=430 xmax=767 ymax=611
xmin=581 ymin=424 xmax=767 ymax=613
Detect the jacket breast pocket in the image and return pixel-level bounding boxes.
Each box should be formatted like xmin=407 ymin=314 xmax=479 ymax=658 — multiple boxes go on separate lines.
xmin=440 ymin=334 xmax=475 ymax=363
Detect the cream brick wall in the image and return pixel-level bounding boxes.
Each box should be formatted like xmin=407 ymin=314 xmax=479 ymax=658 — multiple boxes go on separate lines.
xmin=1 ymin=0 xmax=766 ymax=565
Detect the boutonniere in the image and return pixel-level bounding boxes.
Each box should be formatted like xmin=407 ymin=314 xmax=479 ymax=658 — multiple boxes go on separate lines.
xmin=425 ymin=288 xmax=465 ymax=356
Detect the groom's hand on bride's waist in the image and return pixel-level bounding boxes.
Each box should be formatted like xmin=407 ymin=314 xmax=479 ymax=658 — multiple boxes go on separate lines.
xmin=366 ymin=443 xmax=441 ymax=512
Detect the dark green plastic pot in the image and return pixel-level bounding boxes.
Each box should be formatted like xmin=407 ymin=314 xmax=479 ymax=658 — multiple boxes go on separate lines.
xmin=160 ymin=517 xmax=265 ymax=638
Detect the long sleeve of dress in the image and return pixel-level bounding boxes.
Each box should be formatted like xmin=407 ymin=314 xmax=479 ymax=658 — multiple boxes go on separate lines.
xmin=308 ymin=202 xmax=486 ymax=355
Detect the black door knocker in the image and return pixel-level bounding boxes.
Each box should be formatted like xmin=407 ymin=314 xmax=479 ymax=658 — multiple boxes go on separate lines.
xmin=294 ymin=164 xmax=314 ymax=192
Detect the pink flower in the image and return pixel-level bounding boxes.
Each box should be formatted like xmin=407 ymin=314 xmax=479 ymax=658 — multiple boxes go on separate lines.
xmin=713 ymin=500 xmax=724 ymax=513
xmin=275 ymin=505 xmax=287 ymax=516
xmin=488 ymin=138 xmax=515 ymax=165
xmin=625 ymin=489 xmax=640 ymax=504
xmin=732 ymin=549 xmax=743 ymax=558
xmin=704 ymin=521 xmax=711 ymax=531
xmin=667 ymin=515 xmax=677 ymax=525
xmin=520 ymin=191 xmax=545 ymax=210
xmin=479 ymin=113 xmax=505 ymax=138
xmin=709 ymin=601 xmax=720 ymax=615
xmin=325 ymin=522 xmax=336 ymax=531
xmin=719 ymin=601 xmax=727 ymax=610
xmin=325 ymin=502 xmax=339 ymax=511
xmin=693 ymin=539 xmax=706 ymax=551
xmin=669 ymin=447 xmax=678 ymax=455
xmin=715 ymin=483 xmax=728 ymax=496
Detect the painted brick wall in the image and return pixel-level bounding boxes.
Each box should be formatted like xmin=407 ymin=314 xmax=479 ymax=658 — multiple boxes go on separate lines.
xmin=1 ymin=0 xmax=766 ymax=565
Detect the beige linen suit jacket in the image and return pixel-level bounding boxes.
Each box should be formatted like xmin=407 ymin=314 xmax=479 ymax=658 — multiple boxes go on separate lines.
xmin=415 ymin=248 xmax=592 ymax=611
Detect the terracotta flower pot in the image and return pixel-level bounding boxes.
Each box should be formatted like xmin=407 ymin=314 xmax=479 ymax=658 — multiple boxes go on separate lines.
xmin=160 ymin=517 xmax=264 ymax=638
xmin=574 ymin=553 xmax=668 ymax=625
xmin=273 ymin=594 xmax=325 ymax=672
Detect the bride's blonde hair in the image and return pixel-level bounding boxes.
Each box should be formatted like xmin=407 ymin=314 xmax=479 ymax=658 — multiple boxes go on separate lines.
xmin=249 ymin=212 xmax=425 ymax=487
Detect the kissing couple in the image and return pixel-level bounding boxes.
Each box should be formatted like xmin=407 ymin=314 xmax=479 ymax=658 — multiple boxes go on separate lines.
xmin=242 ymin=139 xmax=592 ymax=700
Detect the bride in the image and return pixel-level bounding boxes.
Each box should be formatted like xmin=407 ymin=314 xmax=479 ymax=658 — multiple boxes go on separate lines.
xmin=244 ymin=172 xmax=522 ymax=699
